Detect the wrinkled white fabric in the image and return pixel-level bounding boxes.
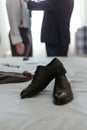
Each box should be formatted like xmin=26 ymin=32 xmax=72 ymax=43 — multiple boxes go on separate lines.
xmin=0 ymin=57 xmax=87 ymax=130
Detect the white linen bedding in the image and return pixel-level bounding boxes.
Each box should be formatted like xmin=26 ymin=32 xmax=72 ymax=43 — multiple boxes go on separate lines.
xmin=0 ymin=57 xmax=87 ymax=130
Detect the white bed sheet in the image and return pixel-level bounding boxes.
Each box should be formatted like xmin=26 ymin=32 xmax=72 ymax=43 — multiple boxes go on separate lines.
xmin=0 ymin=57 xmax=87 ymax=130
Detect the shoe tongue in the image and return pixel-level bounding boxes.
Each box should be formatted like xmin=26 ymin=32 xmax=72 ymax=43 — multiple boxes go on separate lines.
xmin=37 ymin=65 xmax=44 ymax=70
xmin=35 ymin=65 xmax=44 ymax=73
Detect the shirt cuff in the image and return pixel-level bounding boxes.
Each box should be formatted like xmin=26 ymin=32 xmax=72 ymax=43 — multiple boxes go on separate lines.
xmin=10 ymin=33 xmax=23 ymax=45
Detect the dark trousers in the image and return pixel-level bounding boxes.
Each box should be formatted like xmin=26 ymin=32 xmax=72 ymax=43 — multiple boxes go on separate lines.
xmin=9 ymin=27 xmax=32 ymax=57
xmin=46 ymin=43 xmax=69 ymax=56
xmin=45 ymin=0 xmax=74 ymax=57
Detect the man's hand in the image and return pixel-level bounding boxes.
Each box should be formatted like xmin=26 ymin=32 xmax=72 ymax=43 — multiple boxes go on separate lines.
xmin=15 ymin=43 xmax=25 ymax=55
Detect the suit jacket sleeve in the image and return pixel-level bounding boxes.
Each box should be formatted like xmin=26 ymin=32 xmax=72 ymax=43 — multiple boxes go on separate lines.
xmin=27 ymin=0 xmax=56 ymax=11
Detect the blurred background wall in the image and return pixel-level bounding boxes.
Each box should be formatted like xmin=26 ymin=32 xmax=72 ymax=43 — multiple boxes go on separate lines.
xmin=0 ymin=0 xmax=87 ymax=57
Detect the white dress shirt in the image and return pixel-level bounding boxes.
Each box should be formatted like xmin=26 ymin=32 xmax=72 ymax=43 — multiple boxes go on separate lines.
xmin=6 ymin=0 xmax=30 ymax=45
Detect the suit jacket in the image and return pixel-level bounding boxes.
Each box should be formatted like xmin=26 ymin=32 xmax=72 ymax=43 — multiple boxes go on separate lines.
xmin=28 ymin=0 xmax=74 ymax=46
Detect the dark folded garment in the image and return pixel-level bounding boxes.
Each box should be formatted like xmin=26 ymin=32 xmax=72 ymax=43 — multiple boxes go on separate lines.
xmin=0 ymin=71 xmax=33 ymax=84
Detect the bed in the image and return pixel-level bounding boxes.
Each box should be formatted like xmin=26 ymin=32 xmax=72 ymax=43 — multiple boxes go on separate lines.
xmin=0 ymin=57 xmax=87 ymax=130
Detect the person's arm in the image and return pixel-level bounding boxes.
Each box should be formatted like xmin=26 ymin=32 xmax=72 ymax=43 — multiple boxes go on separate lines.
xmin=6 ymin=0 xmax=25 ymax=55
xmin=25 ymin=0 xmax=56 ymax=11
xmin=6 ymin=0 xmax=23 ymax=45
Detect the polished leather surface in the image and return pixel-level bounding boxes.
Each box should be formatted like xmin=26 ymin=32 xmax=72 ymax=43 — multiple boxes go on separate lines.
xmin=20 ymin=58 xmax=66 ymax=99
xmin=53 ymin=73 xmax=73 ymax=105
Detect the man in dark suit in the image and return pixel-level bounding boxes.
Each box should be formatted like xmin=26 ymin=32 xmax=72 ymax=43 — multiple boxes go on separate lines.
xmin=25 ymin=0 xmax=74 ymax=56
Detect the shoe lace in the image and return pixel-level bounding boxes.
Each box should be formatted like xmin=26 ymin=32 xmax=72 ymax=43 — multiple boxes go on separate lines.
xmin=56 ymin=74 xmax=64 ymax=90
xmin=31 ymin=68 xmax=39 ymax=84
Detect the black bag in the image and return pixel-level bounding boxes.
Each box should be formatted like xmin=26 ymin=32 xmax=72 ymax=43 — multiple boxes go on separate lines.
xmin=0 ymin=71 xmax=33 ymax=84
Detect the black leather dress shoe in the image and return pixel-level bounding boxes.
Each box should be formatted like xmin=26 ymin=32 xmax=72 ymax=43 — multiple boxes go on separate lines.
xmin=53 ymin=73 xmax=73 ymax=105
xmin=20 ymin=58 xmax=66 ymax=99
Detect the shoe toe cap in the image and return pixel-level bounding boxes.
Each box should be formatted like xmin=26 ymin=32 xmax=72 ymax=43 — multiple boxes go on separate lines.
xmin=54 ymin=91 xmax=73 ymax=105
